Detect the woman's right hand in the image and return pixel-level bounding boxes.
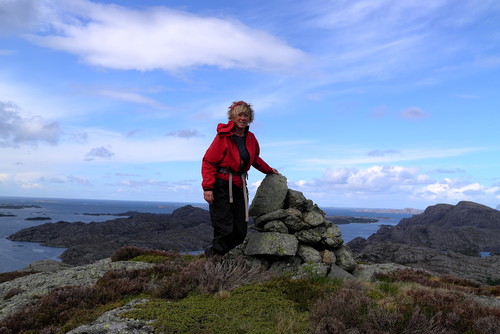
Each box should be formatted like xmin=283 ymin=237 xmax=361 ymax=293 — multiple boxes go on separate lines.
xmin=204 ymin=190 xmax=214 ymax=205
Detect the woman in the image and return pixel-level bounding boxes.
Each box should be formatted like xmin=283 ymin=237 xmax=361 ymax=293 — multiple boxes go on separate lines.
xmin=201 ymin=101 xmax=279 ymax=256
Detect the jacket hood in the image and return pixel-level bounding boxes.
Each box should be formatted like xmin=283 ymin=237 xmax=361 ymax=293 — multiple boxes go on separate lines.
xmin=216 ymin=121 xmax=249 ymax=136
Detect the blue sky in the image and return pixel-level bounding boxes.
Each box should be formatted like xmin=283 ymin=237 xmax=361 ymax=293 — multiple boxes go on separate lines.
xmin=1 ymin=0 xmax=499 ymax=209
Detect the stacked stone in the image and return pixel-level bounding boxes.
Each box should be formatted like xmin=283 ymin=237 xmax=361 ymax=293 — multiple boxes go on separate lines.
xmin=242 ymin=174 xmax=356 ymax=279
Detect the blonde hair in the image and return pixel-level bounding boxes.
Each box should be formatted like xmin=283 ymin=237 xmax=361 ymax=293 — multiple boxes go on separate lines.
xmin=227 ymin=101 xmax=254 ymax=123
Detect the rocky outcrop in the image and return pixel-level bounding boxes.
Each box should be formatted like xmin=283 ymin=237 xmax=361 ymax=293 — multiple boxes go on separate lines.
xmin=66 ymin=299 xmax=154 ymax=334
xmin=240 ymin=174 xmax=357 ymax=279
xmin=348 ymin=201 xmax=500 ymax=284
xmin=7 ymin=206 xmax=212 ymax=265
xmin=356 ymin=201 xmax=500 ymax=254
xmin=353 ymin=243 xmax=500 ymax=284
xmin=0 ymin=259 xmax=154 ymax=321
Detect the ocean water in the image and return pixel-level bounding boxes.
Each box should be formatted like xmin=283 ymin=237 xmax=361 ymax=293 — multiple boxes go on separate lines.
xmin=0 ymin=196 xmax=414 ymax=273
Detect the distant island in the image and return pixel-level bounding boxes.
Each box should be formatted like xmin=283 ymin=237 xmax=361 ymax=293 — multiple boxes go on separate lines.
xmin=80 ymin=211 xmax=138 ymax=216
xmin=0 ymin=205 xmax=42 ymax=209
xmin=326 ymin=216 xmax=379 ymax=224
xmin=25 ymin=217 xmax=52 ymax=221
xmin=354 ymin=208 xmax=422 ymax=214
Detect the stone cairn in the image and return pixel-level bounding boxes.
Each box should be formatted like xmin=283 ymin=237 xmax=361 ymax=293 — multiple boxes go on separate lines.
xmin=240 ymin=174 xmax=357 ymax=279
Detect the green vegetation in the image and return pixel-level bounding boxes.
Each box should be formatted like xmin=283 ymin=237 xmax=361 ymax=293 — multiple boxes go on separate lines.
xmin=124 ymin=285 xmax=311 ymax=333
xmin=0 ymin=246 xmax=498 ymax=334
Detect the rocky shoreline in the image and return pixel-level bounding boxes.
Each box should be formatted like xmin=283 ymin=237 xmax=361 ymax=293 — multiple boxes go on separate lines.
xmin=4 ymin=192 xmax=499 ymax=285
xmin=7 ymin=205 xmax=213 ymax=265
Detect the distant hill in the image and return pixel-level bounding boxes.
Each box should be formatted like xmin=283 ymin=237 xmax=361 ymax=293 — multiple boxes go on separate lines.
xmin=7 ymin=205 xmax=212 ymax=265
xmin=351 ymin=201 xmax=499 ymax=254
xmin=354 ymin=208 xmax=423 ymax=214
xmin=348 ymin=201 xmax=500 ymax=283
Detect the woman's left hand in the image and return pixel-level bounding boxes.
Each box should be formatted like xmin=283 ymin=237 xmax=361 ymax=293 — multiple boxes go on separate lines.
xmin=271 ymin=168 xmax=280 ymax=175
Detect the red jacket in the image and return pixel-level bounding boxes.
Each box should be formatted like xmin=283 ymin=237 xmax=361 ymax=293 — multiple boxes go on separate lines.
xmin=202 ymin=121 xmax=273 ymax=190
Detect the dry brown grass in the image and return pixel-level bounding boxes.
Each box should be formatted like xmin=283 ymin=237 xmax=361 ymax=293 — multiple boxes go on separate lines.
xmin=0 ymin=267 xmax=152 ymax=334
xmin=0 ymin=271 xmax=38 ymax=284
xmin=2 ymin=288 xmax=24 ymax=301
xmin=309 ymin=275 xmax=500 ymax=334
xmin=110 ymin=246 xmax=178 ymax=262
xmin=376 ymin=268 xmax=500 ymax=297
xmin=152 ymin=256 xmax=272 ymax=299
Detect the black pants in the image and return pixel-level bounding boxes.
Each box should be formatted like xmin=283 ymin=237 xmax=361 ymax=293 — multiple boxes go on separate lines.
xmin=209 ymin=178 xmax=247 ymax=255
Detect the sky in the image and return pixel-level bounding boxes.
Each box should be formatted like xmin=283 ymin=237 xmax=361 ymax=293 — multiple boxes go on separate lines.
xmin=1 ymin=0 xmax=500 ymax=210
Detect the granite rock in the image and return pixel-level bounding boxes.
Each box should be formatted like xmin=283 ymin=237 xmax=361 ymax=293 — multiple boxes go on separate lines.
xmin=249 ymin=174 xmax=288 ymax=217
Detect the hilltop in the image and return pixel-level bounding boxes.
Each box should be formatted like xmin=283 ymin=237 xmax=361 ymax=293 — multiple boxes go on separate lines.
xmin=0 ymin=248 xmax=498 ymax=333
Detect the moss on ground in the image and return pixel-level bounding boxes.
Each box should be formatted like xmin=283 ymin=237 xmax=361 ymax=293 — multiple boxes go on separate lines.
xmin=122 ymin=283 xmax=311 ymax=333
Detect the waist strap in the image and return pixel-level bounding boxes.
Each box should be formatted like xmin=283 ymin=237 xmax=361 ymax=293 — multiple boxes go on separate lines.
xmin=218 ymin=167 xmax=244 ymax=175
xmin=218 ymin=167 xmax=249 ymax=222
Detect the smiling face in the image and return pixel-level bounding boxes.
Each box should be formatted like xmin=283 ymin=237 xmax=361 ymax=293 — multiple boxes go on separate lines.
xmin=227 ymin=101 xmax=254 ymax=124
xmin=231 ymin=111 xmax=250 ymax=130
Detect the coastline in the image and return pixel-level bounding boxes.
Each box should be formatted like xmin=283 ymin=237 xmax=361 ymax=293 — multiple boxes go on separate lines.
xmin=0 ymin=196 xmax=413 ymax=273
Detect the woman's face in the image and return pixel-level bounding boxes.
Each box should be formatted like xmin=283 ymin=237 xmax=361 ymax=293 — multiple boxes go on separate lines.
xmin=232 ymin=112 xmax=250 ymax=129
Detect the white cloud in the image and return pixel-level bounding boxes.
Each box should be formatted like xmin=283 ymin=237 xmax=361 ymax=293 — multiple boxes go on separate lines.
xmin=0 ymin=101 xmax=61 ymax=147
xmin=85 ymin=146 xmax=115 ymax=161
xmin=289 ymin=164 xmax=500 ymax=208
xmin=0 ymin=49 xmax=16 ymax=55
xmin=413 ymin=178 xmax=495 ymax=203
xmin=48 ymin=175 xmax=89 ymax=184
xmin=321 ymin=165 xmax=426 ymax=191
xmin=367 ymin=149 xmax=401 ymax=157
xmin=165 ymin=129 xmax=202 ymax=139
xmin=0 ymin=0 xmax=41 ymax=36
xmin=26 ymin=0 xmax=307 ymax=73
xmin=400 ymin=107 xmax=429 ymax=120
xmin=87 ymin=88 xmax=172 ymax=111
xmin=302 ymin=146 xmax=485 ymax=167
xmin=298 ymin=0 xmax=500 ymax=85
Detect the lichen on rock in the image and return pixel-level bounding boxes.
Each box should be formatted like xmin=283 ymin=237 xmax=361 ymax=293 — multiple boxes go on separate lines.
xmin=242 ymin=174 xmax=356 ymax=278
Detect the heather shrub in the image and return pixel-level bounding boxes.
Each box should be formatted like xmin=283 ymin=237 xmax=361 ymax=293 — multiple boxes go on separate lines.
xmin=152 ymin=256 xmax=272 ymax=299
xmin=400 ymin=307 xmax=450 ymax=334
xmin=145 ymin=260 xmax=184 ymax=280
xmin=376 ymin=268 xmax=434 ymax=285
xmin=264 ymin=277 xmax=341 ymax=312
xmin=311 ymin=279 xmax=373 ymax=331
xmin=2 ymin=251 xmax=498 ymax=334
xmin=3 ymin=288 xmax=24 ymax=300
xmin=407 ymin=287 xmax=500 ymax=334
xmin=0 ymin=268 xmax=152 ymax=333
xmin=96 ymin=268 xmax=150 ymax=297
xmin=0 ymin=285 xmax=98 ymax=333
xmin=0 ymin=270 xmax=37 ymax=284
xmin=152 ymin=259 xmax=206 ymax=299
xmin=110 ymin=246 xmax=181 ymax=262
xmin=197 ymin=256 xmax=272 ymax=293
xmin=129 ymin=254 xmax=169 ymax=263
xmin=110 ymin=246 xmax=152 ymax=261
xmin=377 ymin=268 xmax=500 ymax=297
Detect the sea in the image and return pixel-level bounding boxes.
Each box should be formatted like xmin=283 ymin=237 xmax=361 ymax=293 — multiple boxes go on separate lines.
xmin=0 ymin=196 xmax=414 ymax=273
